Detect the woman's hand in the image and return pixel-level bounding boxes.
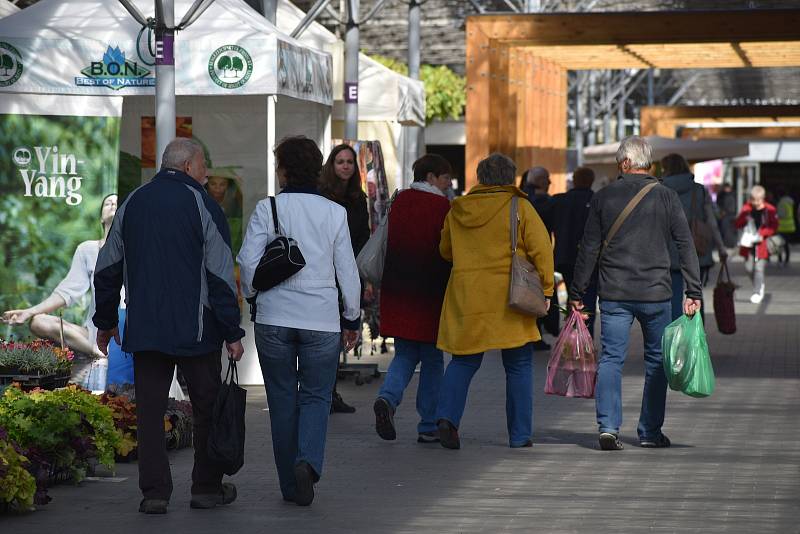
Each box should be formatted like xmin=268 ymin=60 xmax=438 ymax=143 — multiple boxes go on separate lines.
xmin=342 ymin=329 xmax=359 ymax=352
xmin=1 ymin=309 xmax=34 ymax=325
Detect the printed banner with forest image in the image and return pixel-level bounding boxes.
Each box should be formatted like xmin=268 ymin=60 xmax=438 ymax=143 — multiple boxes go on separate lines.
xmin=0 ymin=112 xmax=120 ymax=339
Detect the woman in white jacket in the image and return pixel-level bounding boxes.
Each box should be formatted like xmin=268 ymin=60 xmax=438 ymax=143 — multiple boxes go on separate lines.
xmin=237 ymin=137 xmax=361 ymax=507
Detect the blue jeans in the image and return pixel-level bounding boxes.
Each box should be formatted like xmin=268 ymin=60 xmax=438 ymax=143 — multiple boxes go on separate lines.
xmin=378 ymin=338 xmax=443 ymax=433
xmin=254 ymin=324 xmax=340 ymax=500
xmin=436 ymin=343 xmax=534 ymax=447
xmin=597 ymin=300 xmax=672 ymax=440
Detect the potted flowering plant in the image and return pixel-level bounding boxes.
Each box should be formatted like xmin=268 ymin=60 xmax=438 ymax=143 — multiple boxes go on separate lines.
xmin=0 ymin=340 xmax=73 ymax=391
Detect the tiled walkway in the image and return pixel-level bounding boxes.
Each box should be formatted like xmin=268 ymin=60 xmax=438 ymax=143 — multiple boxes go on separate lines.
xmin=6 ymin=258 xmax=799 ymax=533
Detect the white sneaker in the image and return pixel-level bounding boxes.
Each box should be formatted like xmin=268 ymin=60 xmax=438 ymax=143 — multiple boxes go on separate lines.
xmin=750 ymin=292 xmax=763 ymax=304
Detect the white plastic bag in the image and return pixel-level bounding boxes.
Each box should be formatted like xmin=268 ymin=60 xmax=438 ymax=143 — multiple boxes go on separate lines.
xmin=356 ymin=190 xmax=397 ymax=284
xmin=739 ymin=219 xmax=762 ymax=248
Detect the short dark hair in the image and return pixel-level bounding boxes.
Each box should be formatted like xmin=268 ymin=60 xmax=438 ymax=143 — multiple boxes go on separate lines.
xmin=412 ymin=154 xmax=452 ymax=182
xmin=572 ymin=167 xmax=595 ymax=189
xmin=660 ymin=153 xmax=691 ymax=178
xmin=274 ymin=136 xmax=323 ymax=188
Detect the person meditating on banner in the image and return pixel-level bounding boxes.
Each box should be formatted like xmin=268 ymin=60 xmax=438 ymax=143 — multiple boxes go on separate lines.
xmin=2 ymin=194 xmax=121 ymax=362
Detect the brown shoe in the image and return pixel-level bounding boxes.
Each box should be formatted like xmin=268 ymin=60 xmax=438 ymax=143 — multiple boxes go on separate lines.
xmin=438 ymin=419 xmax=460 ymax=450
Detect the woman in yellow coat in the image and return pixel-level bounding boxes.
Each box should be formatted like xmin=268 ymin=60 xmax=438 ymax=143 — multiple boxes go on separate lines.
xmin=435 ymin=153 xmax=554 ymax=449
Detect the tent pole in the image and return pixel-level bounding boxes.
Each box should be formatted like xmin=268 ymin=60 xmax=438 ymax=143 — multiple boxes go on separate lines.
xmin=404 ymin=0 xmax=422 ymax=188
xmin=344 ymin=0 xmax=359 ymax=140
xmin=155 ymin=0 xmax=176 ymax=168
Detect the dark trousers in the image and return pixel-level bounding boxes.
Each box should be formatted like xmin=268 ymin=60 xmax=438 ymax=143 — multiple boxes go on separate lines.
xmin=133 ymin=350 xmax=224 ymax=500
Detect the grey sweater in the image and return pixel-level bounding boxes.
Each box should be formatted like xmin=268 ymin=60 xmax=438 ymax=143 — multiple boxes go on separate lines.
xmin=569 ymin=173 xmax=702 ymax=303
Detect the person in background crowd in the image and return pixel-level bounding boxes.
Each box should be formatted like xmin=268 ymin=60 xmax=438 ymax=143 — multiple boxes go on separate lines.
xmin=435 ymin=153 xmax=554 ymax=450
xmin=548 ymin=167 xmax=598 ymax=337
xmin=775 ymin=189 xmax=795 ymax=265
xmin=716 ymin=183 xmax=738 ymax=249
xmin=661 ymin=153 xmax=727 ymax=320
xmin=93 ymin=138 xmax=245 ymax=514
xmin=520 ymin=166 xmax=557 ymax=347
xmin=569 ymin=136 xmax=701 ymax=452
xmin=373 ymin=154 xmax=452 ymax=444
xmin=319 ymin=143 xmax=371 ymax=414
xmin=735 ymin=185 xmax=779 ymax=304
xmin=238 ymin=136 xmax=360 ymax=507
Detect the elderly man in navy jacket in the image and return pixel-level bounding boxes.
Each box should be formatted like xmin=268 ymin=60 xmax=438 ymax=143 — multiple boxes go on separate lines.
xmin=94 ymin=138 xmax=245 ymax=514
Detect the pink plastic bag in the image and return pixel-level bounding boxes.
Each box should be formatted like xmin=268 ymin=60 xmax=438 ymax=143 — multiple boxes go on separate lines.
xmin=544 ymin=309 xmax=597 ymax=398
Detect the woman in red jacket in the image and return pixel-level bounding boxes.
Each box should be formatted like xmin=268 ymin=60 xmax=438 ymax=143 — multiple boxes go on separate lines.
xmin=373 ymin=154 xmax=453 ymax=443
xmin=735 ymin=185 xmax=779 ymax=304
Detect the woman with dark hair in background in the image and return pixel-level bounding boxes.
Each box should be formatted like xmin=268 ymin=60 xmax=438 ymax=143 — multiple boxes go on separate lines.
xmin=238 ymin=136 xmax=361 ymax=505
xmin=661 ymin=153 xmax=727 ymax=320
xmin=319 ymin=144 xmax=371 ymax=413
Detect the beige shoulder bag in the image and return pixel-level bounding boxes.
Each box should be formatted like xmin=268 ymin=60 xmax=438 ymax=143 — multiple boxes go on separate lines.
xmin=508 ymin=196 xmax=548 ymax=317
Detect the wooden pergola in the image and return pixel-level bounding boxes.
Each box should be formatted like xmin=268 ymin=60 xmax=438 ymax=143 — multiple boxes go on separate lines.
xmin=640 ymin=105 xmax=800 ymax=139
xmin=465 ymin=9 xmax=800 ymax=192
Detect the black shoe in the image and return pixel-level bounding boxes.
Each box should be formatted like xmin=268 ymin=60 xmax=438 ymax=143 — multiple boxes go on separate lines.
xmin=417 ymin=431 xmax=440 ymax=444
xmin=438 ymin=419 xmax=460 ymax=450
xmin=511 ymin=439 xmax=533 ymax=448
xmin=331 ymin=390 xmax=356 ymax=414
xmin=640 ymin=433 xmax=671 ymax=448
xmin=293 ymin=462 xmax=316 ymax=506
xmin=598 ymin=432 xmax=624 ymax=451
xmin=190 ymin=483 xmax=237 ymax=509
xmin=373 ymin=397 xmax=397 ymax=440
xmin=532 ymin=340 xmax=551 ymax=351
xmin=139 ymin=498 xmax=169 ymax=514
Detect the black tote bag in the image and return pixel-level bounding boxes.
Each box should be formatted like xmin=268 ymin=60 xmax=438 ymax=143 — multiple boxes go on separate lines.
xmin=208 ymin=360 xmax=247 ymax=475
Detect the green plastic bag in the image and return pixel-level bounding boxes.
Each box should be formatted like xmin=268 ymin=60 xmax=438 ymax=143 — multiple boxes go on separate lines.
xmin=662 ymin=313 xmax=715 ymax=398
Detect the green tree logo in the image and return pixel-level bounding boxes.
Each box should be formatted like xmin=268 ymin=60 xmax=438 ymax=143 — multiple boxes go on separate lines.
xmin=0 ymin=53 xmax=13 ymax=75
xmin=0 ymin=42 xmax=23 ymax=87
xmin=208 ymin=45 xmax=253 ymax=89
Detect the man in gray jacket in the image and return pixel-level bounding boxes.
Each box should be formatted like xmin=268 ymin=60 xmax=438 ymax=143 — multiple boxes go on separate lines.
xmin=569 ymin=136 xmax=702 ymax=451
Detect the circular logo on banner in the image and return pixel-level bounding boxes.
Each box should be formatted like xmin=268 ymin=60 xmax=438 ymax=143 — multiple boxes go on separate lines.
xmin=13 ymin=147 xmax=32 ymax=166
xmin=208 ymin=45 xmax=253 ymax=89
xmin=0 ymin=42 xmax=23 ymax=87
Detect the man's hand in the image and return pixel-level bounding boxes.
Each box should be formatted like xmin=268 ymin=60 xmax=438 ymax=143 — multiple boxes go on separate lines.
xmin=342 ymin=329 xmax=359 ymax=352
xmin=226 ymin=340 xmax=244 ymax=361
xmin=569 ymin=300 xmax=589 ymax=320
xmin=1 ymin=309 xmax=34 ymax=325
xmin=96 ymin=327 xmax=121 ymax=356
xmin=683 ymin=298 xmax=702 ymax=316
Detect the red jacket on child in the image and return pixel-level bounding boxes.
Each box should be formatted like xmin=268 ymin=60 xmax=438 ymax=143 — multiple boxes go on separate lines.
xmin=379 ymin=187 xmax=451 ymax=343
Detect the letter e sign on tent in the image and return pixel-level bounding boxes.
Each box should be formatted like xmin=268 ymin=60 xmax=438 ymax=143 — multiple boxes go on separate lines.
xmin=345 ymin=82 xmax=358 ymax=103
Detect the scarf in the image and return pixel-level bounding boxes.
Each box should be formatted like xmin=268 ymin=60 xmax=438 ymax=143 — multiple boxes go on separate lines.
xmin=409 ymin=181 xmax=446 ymax=197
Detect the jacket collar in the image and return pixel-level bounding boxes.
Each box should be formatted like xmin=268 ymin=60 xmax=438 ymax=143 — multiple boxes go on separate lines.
xmin=280 ymin=185 xmax=323 ymax=196
xmin=468 ymin=184 xmax=527 ymax=197
xmin=618 ymin=172 xmax=659 ymax=183
xmin=155 ymin=168 xmax=205 ymax=192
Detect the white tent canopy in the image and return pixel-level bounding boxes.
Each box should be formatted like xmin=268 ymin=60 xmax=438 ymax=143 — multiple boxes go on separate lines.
xmin=0 ymin=0 xmax=19 ymax=18
xmin=583 ymin=136 xmax=750 ymax=165
xmin=276 ymin=0 xmax=424 ymax=125
xmin=0 ymin=0 xmax=332 ymax=103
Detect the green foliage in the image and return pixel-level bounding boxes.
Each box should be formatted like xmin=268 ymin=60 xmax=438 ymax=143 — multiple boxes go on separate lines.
xmin=0 ymin=385 xmax=120 ymax=484
xmin=0 ymin=114 xmax=119 ymax=338
xmin=370 ymin=55 xmax=466 ymax=124
xmin=0 ymin=427 xmax=36 ymax=511
xmin=0 ymin=339 xmax=74 ymax=375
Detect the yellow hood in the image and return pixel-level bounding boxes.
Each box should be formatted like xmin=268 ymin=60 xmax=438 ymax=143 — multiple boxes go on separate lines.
xmin=450 ymin=184 xmax=528 ymax=228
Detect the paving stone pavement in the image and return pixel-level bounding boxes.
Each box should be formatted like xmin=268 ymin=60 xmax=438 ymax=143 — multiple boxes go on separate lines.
xmin=4 ymin=259 xmax=799 ymax=533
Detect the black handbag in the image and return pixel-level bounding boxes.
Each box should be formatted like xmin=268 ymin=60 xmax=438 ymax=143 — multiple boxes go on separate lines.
xmin=252 ymin=196 xmax=306 ymax=291
xmin=208 ymin=360 xmax=247 ymax=475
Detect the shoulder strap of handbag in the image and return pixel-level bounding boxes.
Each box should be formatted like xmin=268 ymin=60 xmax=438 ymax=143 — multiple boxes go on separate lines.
xmin=602 ymin=181 xmax=658 ymax=252
xmin=269 ymin=196 xmax=281 ymax=235
xmin=509 ymin=195 xmax=519 ymax=253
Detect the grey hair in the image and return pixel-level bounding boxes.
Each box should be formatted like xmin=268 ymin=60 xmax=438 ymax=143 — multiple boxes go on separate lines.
xmin=750 ymin=185 xmax=766 ymax=200
xmin=161 ymin=138 xmax=203 ymax=170
xmin=616 ymin=135 xmax=653 ymax=170
xmin=477 ymin=153 xmax=517 ymax=186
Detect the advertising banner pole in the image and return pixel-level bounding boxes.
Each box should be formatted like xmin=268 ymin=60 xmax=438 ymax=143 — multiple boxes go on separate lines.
xmin=344 ymin=0 xmax=359 ymax=140
xmin=155 ymin=0 xmax=176 ymax=168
